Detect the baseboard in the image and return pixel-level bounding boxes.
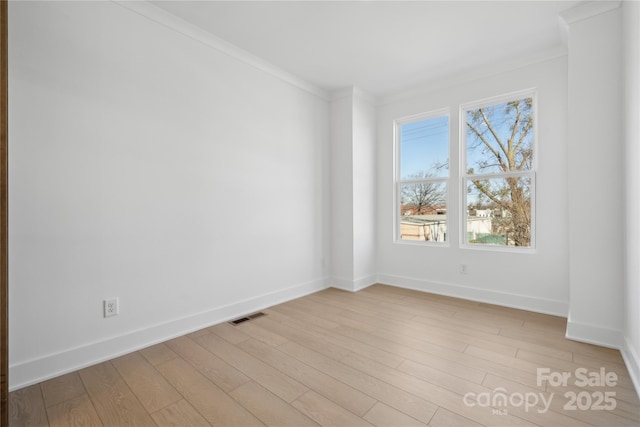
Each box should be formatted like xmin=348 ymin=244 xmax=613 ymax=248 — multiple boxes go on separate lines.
xmin=377 ymin=274 xmax=569 ymax=317
xmin=565 ymin=321 xmax=640 ymax=399
xmin=331 ymin=275 xmax=377 ymax=292
xmin=565 ymin=319 xmax=624 ymax=349
xmin=620 ymin=337 xmax=640 ymax=400
xmin=9 ymin=277 xmax=330 ymax=391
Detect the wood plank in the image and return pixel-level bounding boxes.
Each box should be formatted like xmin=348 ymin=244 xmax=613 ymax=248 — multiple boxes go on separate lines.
xmin=308 ymin=292 xmax=419 ymax=325
xmin=235 ymin=321 xmax=288 ymax=347
xmin=230 ymin=381 xmax=319 ymax=427
xmin=412 ymin=312 xmax=501 ymax=335
xmin=609 ymin=398 xmax=640 ymax=423
xmin=248 ymin=316 xmax=352 ymax=361
xmin=111 ymin=351 xmax=182 ymax=413
xmin=369 ymin=301 xmax=573 ymax=360
xmin=318 ymin=287 xmax=444 ymax=321
xmin=516 ymin=348 xmax=637 ymax=392
xmin=572 ymin=351 xmax=628 ymax=371
xmin=187 ymin=328 xmax=211 ymax=339
xmin=338 ymin=353 xmax=536 ymax=426
xmin=362 ymin=287 xmax=558 ymax=344
xmin=475 ymin=375 xmax=593 ymax=426
xmin=277 ymin=340 xmax=439 ymax=424
xmin=284 ymin=298 xmax=378 ymax=333
xmin=453 ymin=310 xmax=524 ymax=328
xmin=155 ymin=357 xmax=264 ymax=427
xmin=334 ymin=325 xmax=488 ymax=384
xmin=9 ymin=384 xmax=49 ymax=427
xmin=78 ymin=361 xmax=156 ymax=426
xmin=500 ymin=326 xmax=623 ymax=363
xmin=300 ymin=296 xmax=474 ymax=353
xmin=362 ymin=285 xmax=482 ymax=312
xmin=150 ymin=399 xmax=210 ymax=427
xmin=266 ymin=311 xmax=406 ymax=368
xmin=291 ymin=391 xmax=374 ymax=427
xmin=320 ymin=288 xmax=504 ymax=337
xmin=464 ymin=345 xmax=545 ymax=388
xmin=396 ymin=289 xmax=483 ymax=311
xmin=521 ymin=318 xmax=568 ymax=333
xmin=567 ymin=341 xmax=625 ymax=364
xmin=362 ymin=402 xmax=428 ymax=427
xmin=477 ymin=301 xmax=567 ymax=326
xmin=482 ymin=373 xmax=638 ymax=427
xmin=307 ymin=294 xmax=470 ymax=343
xmin=397 ymin=358 xmax=486 ymax=392
xmin=195 ymin=332 xmax=309 ymax=403
xmin=46 ymin=394 xmax=102 ymax=427
xmin=267 ymin=304 xmax=340 ymax=330
xmin=139 ymin=342 xmax=179 ymax=366
xmin=427 ymin=407 xmax=483 ymax=427
xmin=207 ymin=322 xmax=251 ymax=344
xmin=370 ymin=326 xmax=542 ymax=388
xmin=164 ymin=336 xmax=250 ymax=393
xmin=539 ymin=378 xmax=640 ymax=410
xmin=238 ymin=338 xmax=376 ymax=417
xmin=40 ymin=372 xmax=86 ymax=408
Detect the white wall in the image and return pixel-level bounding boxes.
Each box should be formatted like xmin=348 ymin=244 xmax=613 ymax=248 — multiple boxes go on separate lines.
xmin=8 ymin=1 xmax=330 ymax=389
xmin=376 ymin=56 xmax=570 ymax=316
xmin=352 ymin=91 xmax=377 ymax=286
xmin=330 ymin=88 xmax=377 ymax=291
xmin=330 ymin=93 xmax=354 ymax=286
xmin=623 ymin=0 xmax=640 ymax=395
xmin=564 ymin=4 xmax=624 ymax=348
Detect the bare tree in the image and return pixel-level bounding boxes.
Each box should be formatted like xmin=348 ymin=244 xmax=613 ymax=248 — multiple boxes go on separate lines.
xmin=466 ymin=98 xmax=533 ymax=246
xmin=401 ymin=172 xmax=446 ymax=215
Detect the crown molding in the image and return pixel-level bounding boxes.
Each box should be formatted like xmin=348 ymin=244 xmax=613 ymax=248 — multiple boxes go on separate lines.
xmin=329 ymin=87 xmax=355 ymax=102
xmin=379 ymin=45 xmax=567 ymax=106
xmin=329 ymin=86 xmax=376 ymax=105
xmin=112 ymin=1 xmax=329 ymax=100
xmin=559 ymin=0 xmax=621 ymax=27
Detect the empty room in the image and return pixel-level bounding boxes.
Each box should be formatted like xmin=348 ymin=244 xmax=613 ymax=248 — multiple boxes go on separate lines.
xmin=3 ymin=0 xmax=640 ymax=425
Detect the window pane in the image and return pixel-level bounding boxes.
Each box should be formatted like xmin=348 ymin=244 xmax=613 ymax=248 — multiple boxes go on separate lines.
xmin=465 ymin=97 xmax=533 ymax=175
xmin=400 ymin=116 xmax=449 ymax=179
xmin=465 ymin=176 xmax=531 ymax=247
xmin=399 ymin=182 xmax=447 ymax=242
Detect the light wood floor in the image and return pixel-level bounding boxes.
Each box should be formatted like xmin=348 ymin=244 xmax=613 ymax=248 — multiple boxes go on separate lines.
xmin=9 ymin=285 xmax=640 ymax=426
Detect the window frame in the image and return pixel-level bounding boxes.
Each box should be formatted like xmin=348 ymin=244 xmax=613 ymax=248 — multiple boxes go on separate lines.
xmin=394 ymin=108 xmax=451 ymax=246
xmin=459 ymin=89 xmax=537 ymax=252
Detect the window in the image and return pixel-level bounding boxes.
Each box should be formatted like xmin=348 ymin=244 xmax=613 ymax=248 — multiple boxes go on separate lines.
xmin=461 ymin=91 xmax=536 ymax=249
xmin=395 ymin=111 xmax=449 ymax=243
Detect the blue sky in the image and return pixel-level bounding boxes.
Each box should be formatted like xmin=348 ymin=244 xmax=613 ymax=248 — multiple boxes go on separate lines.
xmin=399 ymin=98 xmax=533 ymax=180
xmin=399 ymin=115 xmax=449 ymax=179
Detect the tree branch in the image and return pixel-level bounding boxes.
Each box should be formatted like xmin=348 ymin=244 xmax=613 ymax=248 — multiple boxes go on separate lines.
xmin=466 ymin=122 xmax=507 ymax=172
xmin=513 ymin=119 xmax=533 ymax=155
xmin=471 ymin=180 xmax=508 ymax=210
xmin=479 ymin=109 xmax=508 ymax=161
xmin=507 ymin=103 xmax=521 ymax=168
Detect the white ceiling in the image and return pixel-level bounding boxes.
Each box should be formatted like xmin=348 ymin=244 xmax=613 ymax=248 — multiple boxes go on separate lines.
xmin=150 ymin=1 xmax=579 ymax=97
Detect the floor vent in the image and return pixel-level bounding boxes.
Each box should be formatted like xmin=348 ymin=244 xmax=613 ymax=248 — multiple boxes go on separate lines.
xmin=229 ymin=311 xmax=266 ymax=325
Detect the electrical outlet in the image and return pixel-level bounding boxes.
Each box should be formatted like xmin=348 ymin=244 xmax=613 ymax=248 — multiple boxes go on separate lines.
xmin=104 ymin=298 xmax=119 ymax=318
xmin=460 ymin=264 xmax=468 ymax=275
